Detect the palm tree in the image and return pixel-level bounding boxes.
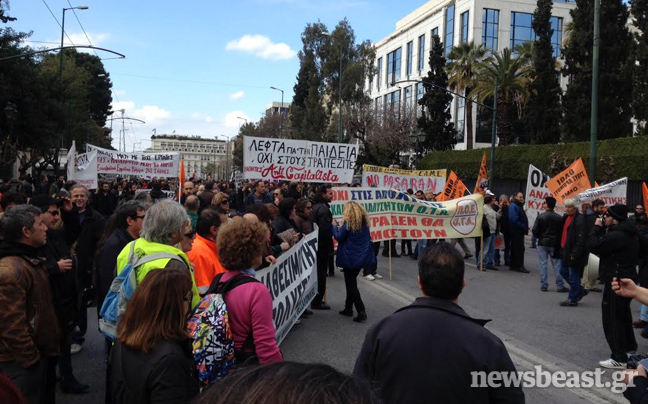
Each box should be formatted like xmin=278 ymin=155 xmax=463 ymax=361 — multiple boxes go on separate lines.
xmin=472 ymin=48 xmax=531 ymax=146
xmin=446 ymin=41 xmax=490 ymax=150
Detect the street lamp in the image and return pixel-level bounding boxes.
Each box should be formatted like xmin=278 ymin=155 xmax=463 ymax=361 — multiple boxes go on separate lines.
xmin=270 ymin=86 xmax=284 ymax=138
xmin=237 ymin=116 xmax=248 ymax=125
xmin=322 ymin=31 xmax=344 ymax=143
xmin=409 ymin=131 xmax=426 ymax=168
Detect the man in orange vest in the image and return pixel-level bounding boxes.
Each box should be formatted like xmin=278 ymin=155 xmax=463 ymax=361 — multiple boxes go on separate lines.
xmin=188 ymin=207 xmax=228 ymax=294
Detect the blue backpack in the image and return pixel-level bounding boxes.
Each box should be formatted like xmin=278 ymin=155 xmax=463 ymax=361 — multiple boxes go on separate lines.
xmin=99 ymin=241 xmax=185 ymax=341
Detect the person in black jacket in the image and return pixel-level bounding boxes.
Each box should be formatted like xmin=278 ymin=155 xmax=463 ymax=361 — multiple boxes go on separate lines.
xmin=30 ymin=195 xmax=89 ymax=395
xmin=272 ymin=198 xmax=299 ymax=242
xmin=532 ymin=197 xmax=567 ymax=293
xmin=93 ymin=182 xmax=118 ymax=218
xmin=309 ymin=185 xmax=333 ymax=310
xmin=353 ymin=242 xmax=524 ymax=404
xmin=109 ymin=269 xmax=199 ymax=404
xmin=556 ymin=198 xmax=589 ymax=306
xmin=589 ymin=203 xmax=640 ymax=369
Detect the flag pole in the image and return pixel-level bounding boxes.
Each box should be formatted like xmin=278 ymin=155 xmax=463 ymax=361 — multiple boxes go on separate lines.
xmin=480 ymin=235 xmax=484 ymax=272
xmin=389 ymin=242 xmax=393 ymax=281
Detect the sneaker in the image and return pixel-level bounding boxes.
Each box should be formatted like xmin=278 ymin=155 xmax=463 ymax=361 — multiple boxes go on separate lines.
xmin=598 ymin=358 xmax=626 ymax=369
xmin=577 ymin=289 xmax=589 ymax=302
xmin=541 ymin=287 xmax=548 ymax=292
xmin=373 ymin=274 xmax=383 ymax=279
xmin=559 ymin=300 xmax=578 ymax=307
xmin=365 ymin=274 xmax=375 ymax=281
xmin=557 ymin=287 xmax=569 ymax=293
xmin=70 ymin=343 xmax=82 ymax=355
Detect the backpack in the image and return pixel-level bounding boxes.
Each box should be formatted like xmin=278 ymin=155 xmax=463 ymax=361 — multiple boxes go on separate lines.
xmin=98 ymin=241 xmax=185 ymax=341
xmin=187 ymin=273 xmax=260 ymax=387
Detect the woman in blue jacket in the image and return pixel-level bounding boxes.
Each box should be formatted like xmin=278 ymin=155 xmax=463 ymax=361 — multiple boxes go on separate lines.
xmin=332 ymin=201 xmax=375 ymax=323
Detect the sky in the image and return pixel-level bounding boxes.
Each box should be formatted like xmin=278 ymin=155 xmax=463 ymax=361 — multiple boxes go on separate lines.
xmin=7 ymin=0 xmax=425 ymax=152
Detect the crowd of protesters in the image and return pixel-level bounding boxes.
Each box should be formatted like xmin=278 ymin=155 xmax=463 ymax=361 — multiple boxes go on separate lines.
xmin=1 ymin=173 xmax=647 ymax=404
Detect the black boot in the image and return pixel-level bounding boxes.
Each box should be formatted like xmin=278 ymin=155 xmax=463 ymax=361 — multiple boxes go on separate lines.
xmin=353 ymin=312 xmax=367 ymax=323
xmin=60 ymin=378 xmax=89 ymax=394
xmin=339 ymin=308 xmax=353 ymax=317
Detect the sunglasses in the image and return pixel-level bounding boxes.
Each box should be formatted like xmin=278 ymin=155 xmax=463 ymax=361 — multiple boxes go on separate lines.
xmin=47 ymin=210 xmax=60 ymax=216
xmin=221 ymin=200 xmax=230 ymax=204
xmin=184 ymin=230 xmax=196 ymax=238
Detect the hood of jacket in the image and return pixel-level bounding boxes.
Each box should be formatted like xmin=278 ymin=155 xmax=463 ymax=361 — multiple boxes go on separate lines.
xmin=0 ymin=242 xmax=40 ymax=260
xmin=609 ymin=219 xmax=638 ymax=236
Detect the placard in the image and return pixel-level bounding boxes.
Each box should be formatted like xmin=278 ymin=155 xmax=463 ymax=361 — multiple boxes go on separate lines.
xmin=243 ymin=136 xmax=357 ymax=183
xmin=361 ymin=165 xmax=446 ymax=193
xmin=545 ymin=158 xmax=591 ymax=204
xmin=572 ymin=177 xmax=628 ymax=205
xmin=86 ymin=144 xmax=180 ymax=178
xmin=256 ymin=228 xmax=319 ymax=345
xmin=330 ymin=188 xmax=483 ymax=241
xmin=436 ymin=170 xmax=467 ymax=201
xmin=75 ymin=150 xmax=98 ymax=190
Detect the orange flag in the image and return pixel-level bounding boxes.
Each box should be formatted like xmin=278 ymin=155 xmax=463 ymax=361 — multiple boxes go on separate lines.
xmin=438 ymin=171 xmax=467 ymax=201
xmin=178 ymin=160 xmax=186 ymax=202
xmin=594 ymin=181 xmax=600 ymax=188
xmin=642 ymin=182 xmax=648 ymax=211
xmin=474 ymin=151 xmax=488 ymax=195
xmin=545 ymin=158 xmax=591 ymax=205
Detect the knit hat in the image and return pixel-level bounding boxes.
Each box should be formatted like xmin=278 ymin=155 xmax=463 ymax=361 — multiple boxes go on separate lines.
xmin=606 ymin=203 xmax=629 ymax=222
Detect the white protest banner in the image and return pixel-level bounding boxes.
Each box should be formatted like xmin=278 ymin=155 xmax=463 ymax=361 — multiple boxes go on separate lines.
xmin=66 ymin=141 xmax=76 ymax=181
xmin=361 ymin=165 xmax=447 ymax=193
xmin=572 ymin=178 xmax=628 ymax=206
xmin=525 ymin=164 xmax=562 ymax=229
xmin=75 ymin=150 xmax=98 ymax=190
xmin=86 ymin=144 xmax=180 ymax=178
xmin=256 ymin=228 xmax=319 ymax=345
xmin=243 ymin=136 xmax=358 ymax=183
xmin=330 ymin=188 xmax=483 ymax=241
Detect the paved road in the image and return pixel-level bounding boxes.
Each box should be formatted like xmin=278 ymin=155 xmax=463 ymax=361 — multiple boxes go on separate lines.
xmin=57 ymin=241 xmax=637 ymax=404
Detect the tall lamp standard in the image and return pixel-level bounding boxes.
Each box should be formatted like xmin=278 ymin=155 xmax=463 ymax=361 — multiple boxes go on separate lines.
xmin=409 ymin=131 xmax=426 ymax=169
xmin=59 ymin=5 xmax=89 ymax=149
xmin=270 ymin=86 xmax=284 ymax=138
xmin=322 ymin=31 xmax=344 ymax=143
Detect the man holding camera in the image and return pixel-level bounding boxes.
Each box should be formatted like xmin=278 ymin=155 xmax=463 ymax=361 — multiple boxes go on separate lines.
xmin=589 ymin=204 xmax=640 ymax=369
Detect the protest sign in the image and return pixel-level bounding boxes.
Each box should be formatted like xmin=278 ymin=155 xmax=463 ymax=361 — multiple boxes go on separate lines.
xmin=361 ymin=165 xmax=446 ymax=193
xmin=474 ymin=152 xmax=488 ymax=194
xmin=437 ymin=171 xmax=467 ymax=201
xmin=330 ymin=188 xmax=483 ymax=241
xmin=66 ymin=141 xmax=76 ymax=181
xmin=256 ymin=229 xmax=319 ymax=345
xmin=545 ymin=158 xmax=591 ymax=204
xmin=243 ymin=136 xmax=358 ymax=183
xmin=86 ymin=144 xmax=180 ymax=178
xmin=572 ymin=178 xmax=628 ymax=205
xmin=75 ymin=150 xmax=98 ymax=190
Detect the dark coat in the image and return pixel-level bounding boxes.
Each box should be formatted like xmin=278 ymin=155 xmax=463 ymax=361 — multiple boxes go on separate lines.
xmin=96 ymin=228 xmax=134 ymax=312
xmin=508 ymin=201 xmax=528 ymax=235
xmin=293 ymin=214 xmax=313 ymax=235
xmin=332 ymin=222 xmax=376 ymax=269
xmin=556 ymin=212 xmax=589 ymax=268
xmin=588 ymin=219 xmax=640 ymax=283
xmin=109 ymin=340 xmax=199 ymax=404
xmin=638 ymin=227 xmax=648 ymax=287
xmin=272 ymin=215 xmax=299 ymax=238
xmin=353 ymin=297 xmax=524 ymax=404
xmin=310 ymin=198 xmax=333 ymax=254
xmin=532 ymin=209 xmax=563 ymax=247
xmin=73 ymin=207 xmax=106 ymax=289
xmin=93 ymin=191 xmax=117 ymax=216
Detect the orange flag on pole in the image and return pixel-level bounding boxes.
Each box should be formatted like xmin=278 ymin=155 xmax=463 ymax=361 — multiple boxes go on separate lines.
xmin=437 ymin=171 xmax=467 ymax=201
xmin=474 ymin=151 xmax=488 ymax=195
xmin=642 ymin=182 xmax=648 ymax=211
xmin=178 ymin=160 xmax=186 ymax=202
xmin=545 ymin=158 xmax=591 ymax=205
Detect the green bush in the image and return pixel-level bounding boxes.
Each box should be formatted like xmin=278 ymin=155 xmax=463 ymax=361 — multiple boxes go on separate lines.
xmin=417 ymin=137 xmax=648 ymax=182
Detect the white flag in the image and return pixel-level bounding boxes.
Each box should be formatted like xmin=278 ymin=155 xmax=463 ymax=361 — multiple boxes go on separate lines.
xmin=66 ymin=141 xmax=76 ymax=180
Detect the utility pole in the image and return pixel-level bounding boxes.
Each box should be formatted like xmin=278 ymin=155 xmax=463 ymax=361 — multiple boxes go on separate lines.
xmin=589 ymin=0 xmax=601 ymax=186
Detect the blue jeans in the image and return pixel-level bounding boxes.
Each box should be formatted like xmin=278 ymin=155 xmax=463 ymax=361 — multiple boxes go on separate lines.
xmin=476 ymin=234 xmax=494 ymax=267
xmin=538 ymin=246 xmax=564 ymax=289
xmin=640 ymin=304 xmax=648 ymax=322
xmin=560 ymin=266 xmax=584 ymax=302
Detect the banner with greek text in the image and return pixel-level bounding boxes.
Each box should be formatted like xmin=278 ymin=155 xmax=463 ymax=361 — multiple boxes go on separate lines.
xmin=436 ymin=170 xmax=467 ymax=201
xmin=75 ymin=150 xmax=98 ymax=190
xmin=474 ymin=152 xmax=489 ymax=194
xmin=243 ymin=136 xmax=358 ymax=183
xmin=86 ymin=144 xmax=180 ymax=178
xmin=572 ymin=177 xmax=628 ymax=205
xmin=256 ymin=228 xmax=319 ymax=345
xmin=545 ymin=158 xmax=591 ymax=205
xmin=330 ymin=188 xmax=483 ymax=241
xmin=525 ymin=164 xmax=565 ymax=229
xmin=361 ymin=165 xmax=446 ymax=193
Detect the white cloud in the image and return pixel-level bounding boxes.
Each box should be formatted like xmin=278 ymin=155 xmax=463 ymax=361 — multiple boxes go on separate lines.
xmin=191 ymin=113 xmax=215 ymax=123
xmin=63 ymin=32 xmax=109 ymax=47
xmin=224 ymin=111 xmax=251 ymax=128
xmin=230 ymin=91 xmax=245 ymax=100
xmin=109 ymin=101 xmax=171 ymax=126
xmin=110 ymin=101 xmax=135 ymax=113
xmin=226 ymin=35 xmax=296 ymax=60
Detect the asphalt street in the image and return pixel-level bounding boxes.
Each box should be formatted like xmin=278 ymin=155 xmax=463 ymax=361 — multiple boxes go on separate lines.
xmin=57 ymin=240 xmax=637 ymax=404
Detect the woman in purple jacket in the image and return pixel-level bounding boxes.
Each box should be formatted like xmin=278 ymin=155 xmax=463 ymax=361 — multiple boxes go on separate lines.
xmin=332 ymin=202 xmax=376 ymax=323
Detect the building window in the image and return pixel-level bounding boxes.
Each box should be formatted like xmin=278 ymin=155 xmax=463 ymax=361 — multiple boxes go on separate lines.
xmin=418 ymin=34 xmax=425 ymax=72
xmin=510 ymin=12 xmax=563 ymax=58
xmin=406 ymin=41 xmax=413 ymax=76
xmin=482 ymin=9 xmax=500 ymax=51
xmin=460 ymin=11 xmax=469 ymax=43
xmin=445 ymin=4 xmax=455 ymax=56
xmin=455 ymin=95 xmax=465 ymax=143
xmin=377 ymin=57 xmax=383 ymax=90
xmin=404 ymin=86 xmax=413 ymax=112
xmin=386 ymin=47 xmax=402 ymax=86
xmin=393 ymin=89 xmax=401 ymax=118
xmin=431 ymin=27 xmax=439 ymax=44
xmin=550 ymin=17 xmax=563 ymax=58
xmin=416 ymin=83 xmax=424 ymax=103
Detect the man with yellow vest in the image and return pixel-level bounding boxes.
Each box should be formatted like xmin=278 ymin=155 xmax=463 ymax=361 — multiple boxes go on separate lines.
xmin=115 ymin=199 xmax=200 ymax=307
xmin=187 ymin=207 xmax=227 ymax=295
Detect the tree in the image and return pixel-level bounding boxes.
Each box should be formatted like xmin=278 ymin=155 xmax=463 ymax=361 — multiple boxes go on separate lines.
xmin=446 ymin=41 xmax=489 ymax=150
xmin=418 ymin=35 xmax=457 ymax=152
xmin=632 ymin=0 xmax=648 ymax=135
xmin=562 ymin=0 xmax=633 ymax=141
xmin=526 ymin=0 xmax=562 ymax=144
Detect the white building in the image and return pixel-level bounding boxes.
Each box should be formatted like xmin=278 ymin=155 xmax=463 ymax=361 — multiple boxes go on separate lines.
xmin=265 ymin=101 xmax=291 ymax=117
xmin=370 ymin=0 xmax=576 ymax=150
xmin=147 ymin=135 xmax=232 ymax=179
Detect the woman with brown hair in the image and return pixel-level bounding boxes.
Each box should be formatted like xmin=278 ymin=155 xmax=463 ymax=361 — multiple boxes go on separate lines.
xmin=109 ymin=269 xmax=199 ymax=404
xmin=211 ymin=192 xmax=231 ymax=212
xmin=212 ymin=220 xmax=283 ymax=364
xmin=293 ymin=198 xmax=314 ymax=235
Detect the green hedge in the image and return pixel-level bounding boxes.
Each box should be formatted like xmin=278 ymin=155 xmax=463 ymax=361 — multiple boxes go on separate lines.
xmin=418 ymin=137 xmax=648 ymax=182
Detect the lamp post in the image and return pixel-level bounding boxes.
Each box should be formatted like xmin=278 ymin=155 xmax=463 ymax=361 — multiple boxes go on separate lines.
xmin=270 ymin=86 xmax=284 ymax=138
xmin=408 ymin=131 xmax=426 ymax=169
xmin=237 ymin=116 xmax=248 ymax=125
xmin=589 ymin=0 xmax=600 ymax=186
xmin=322 ymin=31 xmax=344 ymax=143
